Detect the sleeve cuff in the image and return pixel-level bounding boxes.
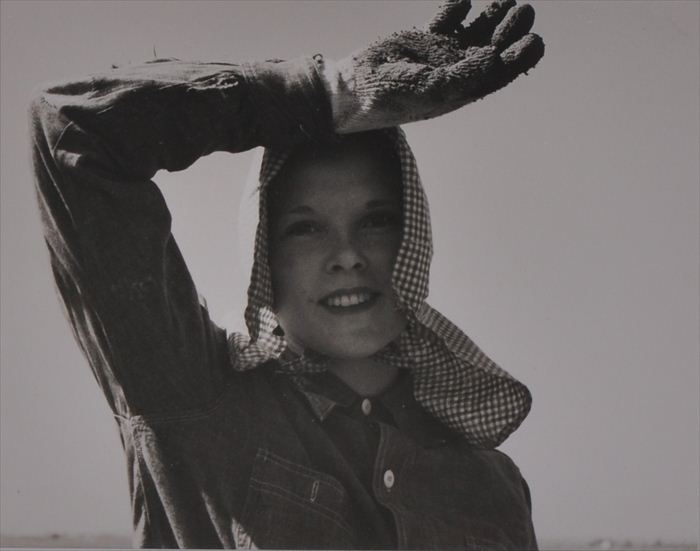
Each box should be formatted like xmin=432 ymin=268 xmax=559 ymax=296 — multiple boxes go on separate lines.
xmin=241 ymin=57 xmax=335 ymax=148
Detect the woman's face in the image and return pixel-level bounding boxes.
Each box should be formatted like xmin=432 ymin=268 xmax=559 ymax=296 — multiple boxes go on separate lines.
xmin=268 ymin=144 xmax=407 ymax=360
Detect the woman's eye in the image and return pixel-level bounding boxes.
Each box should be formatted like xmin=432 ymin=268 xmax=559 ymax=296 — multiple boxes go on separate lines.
xmin=284 ymin=220 xmax=323 ymax=237
xmin=362 ymin=211 xmax=401 ymax=230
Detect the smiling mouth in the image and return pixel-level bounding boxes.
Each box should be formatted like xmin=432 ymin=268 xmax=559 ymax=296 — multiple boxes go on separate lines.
xmin=319 ymin=288 xmax=380 ymax=311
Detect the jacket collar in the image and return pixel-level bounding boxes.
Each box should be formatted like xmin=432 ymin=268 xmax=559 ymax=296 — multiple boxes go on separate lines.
xmin=293 ymin=370 xmax=456 ymax=448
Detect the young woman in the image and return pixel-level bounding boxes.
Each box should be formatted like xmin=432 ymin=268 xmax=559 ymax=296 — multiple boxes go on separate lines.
xmin=29 ymin=0 xmax=544 ymax=548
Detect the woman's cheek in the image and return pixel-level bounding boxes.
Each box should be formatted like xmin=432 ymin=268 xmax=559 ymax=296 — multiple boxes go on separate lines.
xmin=366 ymin=239 xmax=401 ymax=277
xmin=272 ymin=244 xmax=322 ymax=306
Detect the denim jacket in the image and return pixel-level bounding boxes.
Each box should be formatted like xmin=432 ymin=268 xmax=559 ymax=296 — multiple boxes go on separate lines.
xmin=29 ymin=57 xmax=537 ymax=549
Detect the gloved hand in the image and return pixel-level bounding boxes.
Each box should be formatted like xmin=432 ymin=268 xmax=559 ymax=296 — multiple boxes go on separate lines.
xmin=324 ymin=0 xmax=544 ymax=133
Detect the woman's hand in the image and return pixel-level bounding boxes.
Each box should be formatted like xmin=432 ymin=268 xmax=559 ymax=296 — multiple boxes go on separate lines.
xmin=326 ymin=0 xmax=544 ymax=133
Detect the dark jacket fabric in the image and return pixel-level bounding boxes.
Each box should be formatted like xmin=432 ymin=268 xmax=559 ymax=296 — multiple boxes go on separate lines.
xmin=29 ymin=57 xmax=537 ymax=550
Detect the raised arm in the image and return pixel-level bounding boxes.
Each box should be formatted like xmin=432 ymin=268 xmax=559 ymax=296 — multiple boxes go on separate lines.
xmin=29 ymin=57 xmax=333 ymax=417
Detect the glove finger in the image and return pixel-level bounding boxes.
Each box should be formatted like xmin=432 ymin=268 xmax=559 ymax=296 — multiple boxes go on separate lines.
xmin=492 ymin=4 xmax=535 ymax=50
xmin=427 ymin=0 xmax=472 ymax=35
xmin=500 ymin=33 xmax=544 ymax=78
xmin=461 ymin=0 xmax=516 ymax=47
xmin=438 ymin=33 xmax=542 ymax=108
xmin=444 ymin=46 xmax=501 ymax=98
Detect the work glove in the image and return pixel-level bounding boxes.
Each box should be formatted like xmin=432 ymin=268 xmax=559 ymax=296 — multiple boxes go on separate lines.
xmin=324 ymin=0 xmax=544 ymax=133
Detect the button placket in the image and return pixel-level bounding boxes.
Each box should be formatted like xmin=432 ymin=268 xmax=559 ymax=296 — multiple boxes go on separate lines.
xmin=372 ymin=423 xmax=415 ymax=548
xmin=374 ymin=425 xmax=401 ymax=496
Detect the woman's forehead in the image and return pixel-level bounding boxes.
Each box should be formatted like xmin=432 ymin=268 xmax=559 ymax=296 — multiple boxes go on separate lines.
xmin=268 ymin=136 xmax=402 ymax=212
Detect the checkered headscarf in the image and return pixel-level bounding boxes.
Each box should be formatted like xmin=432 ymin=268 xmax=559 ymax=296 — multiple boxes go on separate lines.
xmin=229 ymin=127 xmax=531 ymax=449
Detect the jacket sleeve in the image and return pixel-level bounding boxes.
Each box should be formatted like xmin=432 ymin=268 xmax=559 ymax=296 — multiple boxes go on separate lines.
xmin=29 ymin=57 xmax=333 ymax=417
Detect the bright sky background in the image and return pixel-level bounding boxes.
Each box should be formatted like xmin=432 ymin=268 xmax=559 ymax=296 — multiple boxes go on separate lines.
xmin=1 ymin=0 xmax=698 ymax=545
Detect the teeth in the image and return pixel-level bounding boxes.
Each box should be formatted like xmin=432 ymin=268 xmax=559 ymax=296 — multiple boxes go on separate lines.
xmin=325 ymin=292 xmax=372 ymax=307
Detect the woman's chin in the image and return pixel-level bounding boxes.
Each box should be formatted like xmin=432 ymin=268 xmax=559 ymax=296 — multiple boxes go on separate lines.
xmin=305 ymin=331 xmax=400 ymax=361
xmin=282 ymin=314 xmax=407 ymax=361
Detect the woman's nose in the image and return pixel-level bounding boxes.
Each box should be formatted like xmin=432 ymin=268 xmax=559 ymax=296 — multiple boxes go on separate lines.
xmin=325 ymin=235 xmax=367 ymax=274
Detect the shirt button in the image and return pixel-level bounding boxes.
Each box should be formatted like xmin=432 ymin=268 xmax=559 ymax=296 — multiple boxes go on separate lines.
xmin=361 ymin=398 xmax=372 ymax=416
xmin=383 ymin=469 xmax=395 ymax=489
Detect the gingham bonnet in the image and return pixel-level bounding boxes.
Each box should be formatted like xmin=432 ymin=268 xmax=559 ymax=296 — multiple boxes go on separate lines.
xmin=229 ymin=127 xmax=531 ymax=449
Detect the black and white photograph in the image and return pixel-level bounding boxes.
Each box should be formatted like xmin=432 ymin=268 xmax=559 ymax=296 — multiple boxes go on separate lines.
xmin=0 ymin=1 xmax=698 ymax=549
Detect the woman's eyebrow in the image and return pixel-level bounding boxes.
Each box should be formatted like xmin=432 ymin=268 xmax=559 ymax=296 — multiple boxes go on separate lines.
xmin=365 ymin=199 xmax=399 ymax=209
xmin=283 ymin=205 xmax=316 ymax=215
xmin=281 ymin=199 xmax=398 ymax=216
